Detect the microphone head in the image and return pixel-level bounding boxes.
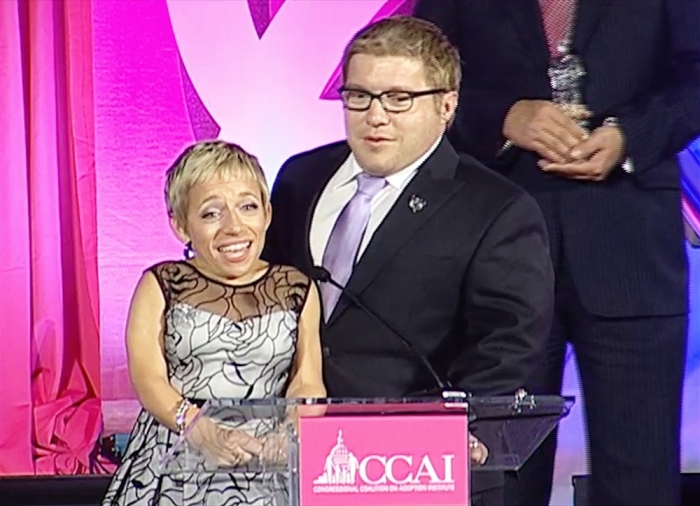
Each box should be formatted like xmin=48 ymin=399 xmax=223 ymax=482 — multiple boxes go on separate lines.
xmin=310 ymin=265 xmax=331 ymax=283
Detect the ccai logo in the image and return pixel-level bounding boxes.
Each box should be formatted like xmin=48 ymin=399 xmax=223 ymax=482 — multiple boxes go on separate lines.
xmin=313 ymin=430 xmax=360 ymax=485
xmin=312 ymin=429 xmax=456 ymax=494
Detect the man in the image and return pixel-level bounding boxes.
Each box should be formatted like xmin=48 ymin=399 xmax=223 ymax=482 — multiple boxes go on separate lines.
xmin=415 ymin=1 xmax=700 ymax=505
xmin=263 ymin=16 xmax=554 ymax=505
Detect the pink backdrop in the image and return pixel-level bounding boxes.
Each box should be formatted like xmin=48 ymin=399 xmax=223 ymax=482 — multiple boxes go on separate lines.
xmin=1 ymin=0 xmax=111 ymax=475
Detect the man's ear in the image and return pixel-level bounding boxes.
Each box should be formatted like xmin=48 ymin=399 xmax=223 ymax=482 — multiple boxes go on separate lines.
xmin=441 ymin=90 xmax=458 ymax=125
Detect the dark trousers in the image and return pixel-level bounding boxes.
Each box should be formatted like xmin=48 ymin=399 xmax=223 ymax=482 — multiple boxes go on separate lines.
xmin=472 ymin=486 xmax=504 ymax=506
xmin=504 ymin=245 xmax=687 ymax=506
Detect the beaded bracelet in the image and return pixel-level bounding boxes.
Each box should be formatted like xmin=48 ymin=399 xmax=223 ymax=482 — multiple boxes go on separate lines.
xmin=175 ymin=399 xmax=192 ymax=435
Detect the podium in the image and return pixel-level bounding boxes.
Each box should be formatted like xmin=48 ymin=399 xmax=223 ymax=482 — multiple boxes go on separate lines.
xmin=159 ymin=393 xmax=573 ymax=505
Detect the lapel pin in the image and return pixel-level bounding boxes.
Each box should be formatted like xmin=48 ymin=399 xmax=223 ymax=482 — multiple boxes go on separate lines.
xmin=408 ymin=194 xmax=427 ymax=214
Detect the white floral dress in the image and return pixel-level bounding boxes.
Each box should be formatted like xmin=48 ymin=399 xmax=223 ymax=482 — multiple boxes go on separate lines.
xmin=102 ymin=261 xmax=311 ymax=506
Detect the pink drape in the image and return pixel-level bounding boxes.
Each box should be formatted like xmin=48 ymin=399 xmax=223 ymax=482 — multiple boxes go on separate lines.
xmin=0 ymin=0 xmax=112 ymax=474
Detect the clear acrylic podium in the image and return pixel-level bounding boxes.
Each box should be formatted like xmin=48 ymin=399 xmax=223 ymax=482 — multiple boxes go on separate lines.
xmin=160 ymin=393 xmax=573 ymax=505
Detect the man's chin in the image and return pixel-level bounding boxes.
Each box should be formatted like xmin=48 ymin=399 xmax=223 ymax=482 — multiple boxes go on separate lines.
xmin=355 ymin=155 xmax=396 ymax=177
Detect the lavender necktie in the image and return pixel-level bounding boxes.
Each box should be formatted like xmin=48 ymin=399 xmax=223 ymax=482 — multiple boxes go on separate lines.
xmin=321 ymin=173 xmax=387 ymax=320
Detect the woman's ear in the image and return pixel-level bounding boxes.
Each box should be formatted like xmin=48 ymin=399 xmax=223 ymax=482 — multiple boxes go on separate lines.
xmin=264 ymin=201 xmax=272 ymax=230
xmin=169 ymin=215 xmax=189 ymax=244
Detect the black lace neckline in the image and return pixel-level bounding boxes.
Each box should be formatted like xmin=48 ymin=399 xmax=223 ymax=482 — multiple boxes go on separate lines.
xmin=182 ymin=260 xmax=274 ymax=289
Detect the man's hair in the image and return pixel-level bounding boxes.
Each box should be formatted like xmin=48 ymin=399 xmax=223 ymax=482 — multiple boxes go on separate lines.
xmin=341 ymin=16 xmax=461 ymax=91
xmin=165 ymin=140 xmax=269 ymax=228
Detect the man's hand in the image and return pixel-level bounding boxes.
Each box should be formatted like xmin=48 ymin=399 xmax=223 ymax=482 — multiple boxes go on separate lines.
xmin=539 ymin=125 xmax=625 ymax=181
xmin=503 ymin=100 xmax=591 ymax=163
xmin=469 ymin=433 xmax=489 ymax=465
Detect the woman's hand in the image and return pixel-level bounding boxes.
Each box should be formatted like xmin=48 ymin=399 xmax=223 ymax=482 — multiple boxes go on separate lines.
xmin=186 ymin=416 xmax=263 ymax=467
xmin=258 ymin=426 xmax=291 ymax=465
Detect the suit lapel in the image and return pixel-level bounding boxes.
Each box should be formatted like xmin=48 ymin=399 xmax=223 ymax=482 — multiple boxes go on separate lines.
xmin=327 ymin=139 xmax=462 ymax=326
xmin=301 ymin=145 xmax=351 ymax=272
xmin=572 ymin=0 xmax=612 ymax=55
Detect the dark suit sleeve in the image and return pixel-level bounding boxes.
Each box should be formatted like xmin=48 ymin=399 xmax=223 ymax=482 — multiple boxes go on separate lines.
xmin=413 ymin=0 xmax=461 ymax=43
xmin=414 ymin=0 xmax=515 ymax=165
xmin=449 ymin=193 xmax=555 ymax=396
xmin=262 ymin=160 xmax=294 ymax=266
xmin=617 ymin=0 xmax=700 ymax=174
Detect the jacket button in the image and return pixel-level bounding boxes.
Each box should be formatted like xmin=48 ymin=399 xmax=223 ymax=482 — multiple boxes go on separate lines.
xmin=322 ymin=346 xmax=331 ymax=358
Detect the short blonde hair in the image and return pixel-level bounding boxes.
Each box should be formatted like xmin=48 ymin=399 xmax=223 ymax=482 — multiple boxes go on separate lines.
xmin=165 ymin=140 xmax=269 ymax=227
xmin=341 ymin=16 xmax=461 ymax=92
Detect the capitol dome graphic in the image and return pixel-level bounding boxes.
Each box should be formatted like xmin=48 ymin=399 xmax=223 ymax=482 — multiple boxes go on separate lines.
xmin=313 ymin=430 xmax=360 ymax=485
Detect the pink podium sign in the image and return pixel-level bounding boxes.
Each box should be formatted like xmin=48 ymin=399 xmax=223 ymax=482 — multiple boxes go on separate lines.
xmin=298 ymin=413 xmax=470 ymax=506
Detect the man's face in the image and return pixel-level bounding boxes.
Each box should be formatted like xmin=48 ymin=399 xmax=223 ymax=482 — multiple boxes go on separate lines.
xmin=343 ymin=54 xmax=457 ymax=176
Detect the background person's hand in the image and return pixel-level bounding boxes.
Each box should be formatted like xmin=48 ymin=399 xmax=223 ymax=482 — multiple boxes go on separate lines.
xmin=538 ymin=125 xmax=625 ymax=181
xmin=503 ymin=100 xmax=591 ymax=163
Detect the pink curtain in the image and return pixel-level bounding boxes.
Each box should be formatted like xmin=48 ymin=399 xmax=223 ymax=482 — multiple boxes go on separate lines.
xmin=0 ymin=0 xmax=112 ymax=474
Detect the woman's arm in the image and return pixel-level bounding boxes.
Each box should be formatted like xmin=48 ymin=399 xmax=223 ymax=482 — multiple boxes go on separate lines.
xmin=258 ymin=281 xmax=326 ymax=463
xmin=285 ymin=282 xmax=326 ymax=400
xmin=126 ymin=271 xmax=198 ymax=432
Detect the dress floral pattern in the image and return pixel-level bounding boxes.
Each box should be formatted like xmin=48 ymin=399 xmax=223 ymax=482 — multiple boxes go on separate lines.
xmin=102 ymin=261 xmax=311 ymax=506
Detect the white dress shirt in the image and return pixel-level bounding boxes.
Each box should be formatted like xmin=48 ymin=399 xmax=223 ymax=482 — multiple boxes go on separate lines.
xmin=310 ymin=136 xmax=443 ymax=266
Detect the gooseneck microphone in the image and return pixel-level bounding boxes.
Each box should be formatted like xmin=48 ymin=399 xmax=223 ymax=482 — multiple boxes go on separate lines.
xmin=310 ymin=265 xmax=463 ymax=398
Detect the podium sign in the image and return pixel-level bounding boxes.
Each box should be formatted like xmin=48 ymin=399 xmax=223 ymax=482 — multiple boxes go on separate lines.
xmin=298 ymin=414 xmax=469 ymax=506
xmin=159 ymin=394 xmax=574 ymax=506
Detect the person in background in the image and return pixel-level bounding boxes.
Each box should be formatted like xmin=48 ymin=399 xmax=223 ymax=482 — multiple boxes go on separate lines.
xmin=102 ymin=140 xmax=325 ymax=506
xmin=415 ymin=1 xmax=700 ymax=505
xmin=263 ymin=16 xmax=555 ymax=506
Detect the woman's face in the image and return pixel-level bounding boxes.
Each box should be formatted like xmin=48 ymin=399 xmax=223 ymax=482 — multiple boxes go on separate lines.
xmin=173 ymin=174 xmax=271 ymax=284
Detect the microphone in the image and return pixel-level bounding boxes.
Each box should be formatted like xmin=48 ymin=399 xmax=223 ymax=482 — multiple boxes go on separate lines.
xmin=310 ymin=266 xmax=465 ymax=399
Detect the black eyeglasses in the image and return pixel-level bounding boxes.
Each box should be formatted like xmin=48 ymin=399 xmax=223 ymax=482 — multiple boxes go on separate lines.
xmin=339 ymin=88 xmax=448 ymax=113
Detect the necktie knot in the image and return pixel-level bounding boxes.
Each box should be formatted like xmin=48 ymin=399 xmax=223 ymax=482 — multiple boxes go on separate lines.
xmin=356 ymin=173 xmax=386 ymax=198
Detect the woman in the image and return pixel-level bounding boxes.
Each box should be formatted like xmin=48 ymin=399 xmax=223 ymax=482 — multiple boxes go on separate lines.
xmin=102 ymin=140 xmax=326 ymax=505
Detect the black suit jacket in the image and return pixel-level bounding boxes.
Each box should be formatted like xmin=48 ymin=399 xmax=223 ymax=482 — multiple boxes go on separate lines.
xmin=415 ymin=0 xmax=700 ymax=318
xmin=263 ymin=137 xmax=554 ymax=399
